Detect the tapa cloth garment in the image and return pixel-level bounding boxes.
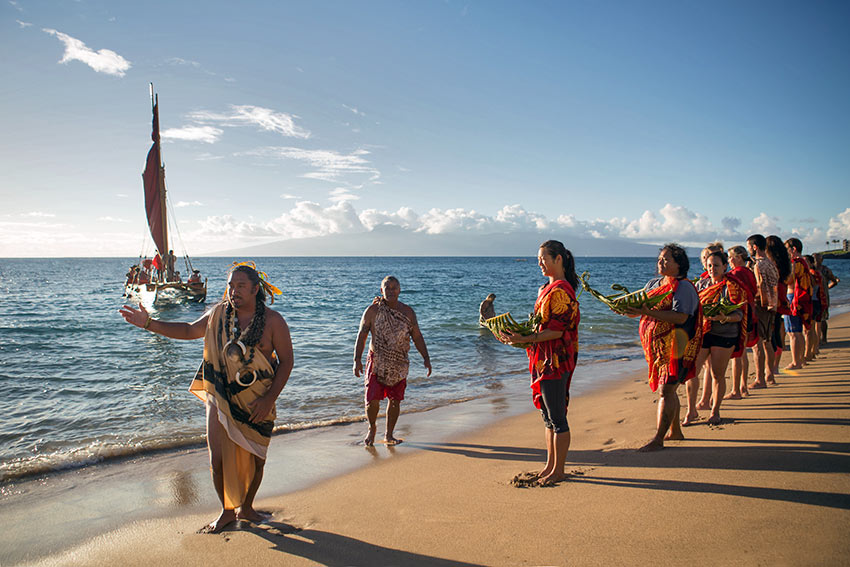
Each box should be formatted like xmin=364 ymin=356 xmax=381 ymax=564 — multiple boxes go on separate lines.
xmin=526 ymin=280 xmax=580 ymax=410
xmin=190 ymin=302 xmax=276 ymax=509
xmin=639 ymin=277 xmax=703 ymax=392
xmin=368 ymin=299 xmax=413 ymax=386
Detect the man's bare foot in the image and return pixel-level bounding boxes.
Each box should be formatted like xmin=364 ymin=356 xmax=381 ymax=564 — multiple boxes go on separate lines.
xmin=664 ymin=430 xmax=684 ymax=441
xmin=749 ymin=380 xmax=767 ymax=389
xmin=237 ymin=506 xmax=270 ymax=524
xmin=682 ymin=412 xmax=699 ymax=426
xmin=707 ymin=415 xmax=722 ymax=426
xmin=784 ymin=363 xmax=802 ymax=370
xmin=364 ymin=425 xmax=376 ymax=446
xmin=696 ymin=401 xmax=711 ymax=410
xmin=384 ymin=435 xmax=403 ymax=445
xmin=767 ymin=376 xmax=777 ymax=385
xmin=638 ymin=438 xmax=664 ymax=452
xmin=724 ymin=392 xmax=742 ymax=400
xmin=198 ymin=509 xmax=237 ymax=534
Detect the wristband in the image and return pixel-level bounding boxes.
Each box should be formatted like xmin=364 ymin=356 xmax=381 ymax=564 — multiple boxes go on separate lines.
xmin=143 ymin=316 xmax=152 ymax=330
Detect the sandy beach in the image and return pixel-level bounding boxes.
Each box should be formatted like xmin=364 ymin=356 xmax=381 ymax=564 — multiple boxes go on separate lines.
xmin=13 ymin=313 xmax=850 ymax=566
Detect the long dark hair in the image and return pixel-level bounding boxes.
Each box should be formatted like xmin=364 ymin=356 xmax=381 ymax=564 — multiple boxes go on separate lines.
xmin=765 ymin=235 xmax=791 ymax=282
xmin=540 ymin=240 xmax=579 ymax=290
xmin=661 ymin=243 xmax=690 ymax=279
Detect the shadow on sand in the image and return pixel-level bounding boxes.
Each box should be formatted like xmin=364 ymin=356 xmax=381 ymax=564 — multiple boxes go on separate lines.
xmin=231 ymin=521 xmax=484 ymax=566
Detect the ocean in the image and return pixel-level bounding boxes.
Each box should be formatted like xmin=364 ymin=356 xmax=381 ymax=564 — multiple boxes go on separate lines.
xmin=1 ymin=256 xmax=848 ymax=483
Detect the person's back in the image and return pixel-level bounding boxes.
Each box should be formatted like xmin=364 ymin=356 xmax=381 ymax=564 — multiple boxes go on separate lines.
xmin=479 ymin=294 xmax=496 ymax=326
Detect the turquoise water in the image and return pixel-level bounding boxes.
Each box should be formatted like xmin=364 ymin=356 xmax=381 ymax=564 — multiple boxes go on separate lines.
xmin=1 ymin=256 xmax=847 ymax=481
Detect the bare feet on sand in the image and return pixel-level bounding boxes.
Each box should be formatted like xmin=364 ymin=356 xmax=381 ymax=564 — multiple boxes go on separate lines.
xmin=538 ymin=472 xmax=568 ymax=486
xmin=707 ymin=414 xmax=722 ymax=426
xmin=784 ymin=363 xmax=803 ymax=370
xmin=638 ymin=438 xmax=664 ymax=452
xmin=749 ymin=380 xmax=767 ymax=389
xmin=237 ymin=506 xmax=271 ymax=524
xmin=696 ymin=401 xmax=711 ymax=411
xmin=198 ymin=509 xmax=237 ymax=534
xmin=364 ymin=425 xmax=376 ymax=447
xmin=682 ymin=412 xmax=699 ymax=426
xmin=384 ymin=435 xmax=403 ymax=445
xmin=664 ymin=430 xmax=684 ymax=441
xmin=724 ymin=392 xmax=742 ymax=400
xmin=767 ymin=376 xmax=777 ymax=385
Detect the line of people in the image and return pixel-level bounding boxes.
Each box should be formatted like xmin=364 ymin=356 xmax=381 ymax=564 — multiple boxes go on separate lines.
xmin=118 ymin=237 xmax=840 ymax=528
xmin=621 ymin=236 xmax=838 ymax=452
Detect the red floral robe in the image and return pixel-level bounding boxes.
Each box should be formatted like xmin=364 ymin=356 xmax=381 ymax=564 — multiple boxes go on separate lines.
xmin=809 ymin=268 xmax=828 ymax=322
xmin=527 ymin=280 xmax=580 ymax=409
xmin=638 ymin=277 xmax=703 ymax=392
xmin=726 ymin=267 xmax=758 ymax=348
xmin=698 ymin=276 xmax=748 ymax=359
xmin=790 ymin=257 xmax=813 ymax=329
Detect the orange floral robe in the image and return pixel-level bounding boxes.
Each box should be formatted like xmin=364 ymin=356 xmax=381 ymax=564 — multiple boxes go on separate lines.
xmin=638 ymin=277 xmax=703 ymax=392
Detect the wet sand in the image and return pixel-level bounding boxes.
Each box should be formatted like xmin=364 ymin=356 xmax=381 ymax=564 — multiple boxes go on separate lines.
xmin=13 ymin=314 xmax=850 ymax=566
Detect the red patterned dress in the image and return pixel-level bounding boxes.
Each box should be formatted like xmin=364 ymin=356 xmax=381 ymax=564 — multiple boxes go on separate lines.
xmin=527 ymin=280 xmax=580 ymax=409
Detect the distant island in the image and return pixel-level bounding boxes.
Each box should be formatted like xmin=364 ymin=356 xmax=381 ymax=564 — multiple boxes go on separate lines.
xmin=209 ymin=225 xmax=669 ymax=257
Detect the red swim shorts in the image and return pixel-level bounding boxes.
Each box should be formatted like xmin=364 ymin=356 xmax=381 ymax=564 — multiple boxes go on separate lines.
xmin=365 ymin=371 xmax=406 ymax=402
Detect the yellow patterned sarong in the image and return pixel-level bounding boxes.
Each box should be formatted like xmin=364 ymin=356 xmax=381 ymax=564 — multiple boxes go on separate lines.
xmin=189 ymin=302 xmax=276 ymax=509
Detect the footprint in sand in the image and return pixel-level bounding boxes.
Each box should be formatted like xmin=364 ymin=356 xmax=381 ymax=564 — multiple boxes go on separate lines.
xmin=603 ymin=438 xmax=615 ymax=445
xmin=617 ymin=418 xmax=626 ymax=423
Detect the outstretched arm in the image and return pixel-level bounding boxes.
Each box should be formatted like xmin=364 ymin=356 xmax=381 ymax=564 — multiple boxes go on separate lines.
xmin=119 ymin=303 xmax=208 ymax=340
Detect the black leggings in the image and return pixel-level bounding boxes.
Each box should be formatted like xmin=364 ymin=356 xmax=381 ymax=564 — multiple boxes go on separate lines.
xmin=539 ymin=372 xmax=571 ymax=433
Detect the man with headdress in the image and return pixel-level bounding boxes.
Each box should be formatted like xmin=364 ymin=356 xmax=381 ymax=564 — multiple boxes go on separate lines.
xmin=353 ymin=275 xmax=432 ymax=446
xmin=119 ymin=262 xmax=293 ymax=533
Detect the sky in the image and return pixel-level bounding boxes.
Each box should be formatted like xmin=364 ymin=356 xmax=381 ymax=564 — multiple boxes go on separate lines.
xmin=2 ymin=0 xmax=849 ymax=257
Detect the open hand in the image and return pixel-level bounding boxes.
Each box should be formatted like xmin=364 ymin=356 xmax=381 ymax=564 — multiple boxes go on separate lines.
xmin=119 ymin=303 xmax=149 ymax=328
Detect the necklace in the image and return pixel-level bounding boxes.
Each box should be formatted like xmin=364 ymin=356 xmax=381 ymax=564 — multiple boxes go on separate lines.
xmin=221 ymin=303 xmax=260 ymax=385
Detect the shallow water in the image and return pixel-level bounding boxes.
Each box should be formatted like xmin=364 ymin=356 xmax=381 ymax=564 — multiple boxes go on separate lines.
xmin=1 ymin=255 xmax=847 ymax=481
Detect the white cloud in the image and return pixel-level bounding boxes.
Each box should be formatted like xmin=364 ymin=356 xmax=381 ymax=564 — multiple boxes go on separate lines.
xmin=175 ymin=201 xmax=204 ymax=208
xmin=240 ymin=147 xmax=380 ymax=183
xmin=22 ymin=211 xmax=56 ymax=218
xmin=167 ymin=57 xmax=200 ymax=68
xmin=17 ymin=19 xmax=31 ymax=28
xmin=827 ymin=207 xmax=850 ymax=240
xmin=98 ymin=216 xmax=129 ymax=222
xmin=42 ymin=28 xmax=131 ymax=77
xmin=359 ymin=207 xmax=420 ymax=231
xmin=189 ymin=106 xmax=310 ymax=139
xmin=329 ymin=188 xmax=359 ymax=203
xmin=343 ymin=104 xmax=365 ymax=116
xmin=9 ymin=1 xmax=22 ymax=12
xmin=161 ymin=125 xmax=222 ymax=144
xmin=280 ymin=193 xmax=299 ymax=199
xmin=179 ymin=203 xmax=847 ymax=258
xmin=616 ymin=204 xmax=715 ymax=241
xmin=749 ymin=212 xmax=782 ymax=236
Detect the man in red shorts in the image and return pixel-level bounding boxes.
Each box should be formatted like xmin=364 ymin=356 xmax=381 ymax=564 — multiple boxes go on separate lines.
xmin=353 ymin=276 xmax=432 ymax=446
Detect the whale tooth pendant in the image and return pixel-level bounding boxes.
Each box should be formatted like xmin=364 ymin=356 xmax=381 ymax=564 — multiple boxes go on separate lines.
xmin=235 ymin=369 xmax=257 ymax=387
xmin=224 ymin=339 xmax=247 ymax=362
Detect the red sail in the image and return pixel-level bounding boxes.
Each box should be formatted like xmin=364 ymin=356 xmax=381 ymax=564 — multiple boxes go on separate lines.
xmin=142 ymin=100 xmax=168 ymax=257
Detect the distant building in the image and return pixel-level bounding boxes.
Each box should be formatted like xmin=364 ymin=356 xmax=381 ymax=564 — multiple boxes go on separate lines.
xmin=844 ymin=239 xmax=849 ymax=252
